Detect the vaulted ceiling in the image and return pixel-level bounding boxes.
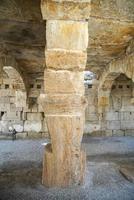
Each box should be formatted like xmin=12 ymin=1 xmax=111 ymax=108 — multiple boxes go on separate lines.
xmin=0 ymin=0 xmax=133 ymax=83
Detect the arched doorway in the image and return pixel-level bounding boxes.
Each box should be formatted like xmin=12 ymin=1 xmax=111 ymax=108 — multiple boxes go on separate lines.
xmin=106 ymin=73 xmax=134 ymax=136
xmin=0 ymin=65 xmax=27 ymax=134
xmin=98 ymin=53 xmax=134 ymax=136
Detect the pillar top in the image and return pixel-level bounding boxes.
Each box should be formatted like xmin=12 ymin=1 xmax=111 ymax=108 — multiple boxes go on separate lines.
xmin=41 ymin=0 xmax=91 ymax=20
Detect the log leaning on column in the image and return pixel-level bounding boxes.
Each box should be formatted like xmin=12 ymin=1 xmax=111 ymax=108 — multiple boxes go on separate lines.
xmin=41 ymin=0 xmax=90 ymax=187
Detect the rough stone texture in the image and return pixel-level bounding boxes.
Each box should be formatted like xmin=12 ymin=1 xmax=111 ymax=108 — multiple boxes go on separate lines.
xmin=15 ymin=91 xmax=27 ymax=108
xmin=99 ymin=53 xmax=134 ymax=90
xmin=24 ymin=121 xmax=42 ymax=133
xmin=90 ymin=0 xmax=134 ymax=22
xmin=42 ymin=15 xmax=88 ymax=187
xmin=44 ymin=69 xmax=85 ymax=94
xmin=43 ymin=115 xmax=86 ymax=187
xmin=0 ymin=66 xmax=47 ymax=137
xmin=46 ymin=20 xmax=88 ymax=51
xmin=45 ymin=50 xmax=87 ymax=71
xmin=27 ymin=113 xmax=43 ymax=121
xmin=43 ymin=94 xmax=87 ymax=115
xmin=85 ymin=59 xmax=134 ymax=136
xmin=41 ymin=0 xmax=91 ymax=20
xmin=87 ymin=19 xmax=134 ymax=75
xmin=0 ymin=0 xmax=133 ymax=80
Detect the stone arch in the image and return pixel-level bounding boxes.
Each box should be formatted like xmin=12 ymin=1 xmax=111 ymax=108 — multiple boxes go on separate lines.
xmin=0 ymin=56 xmax=27 ymax=108
xmin=98 ymin=53 xmax=134 ymax=112
xmin=0 ymin=56 xmax=28 ymax=93
xmin=3 ymin=66 xmax=25 ymax=91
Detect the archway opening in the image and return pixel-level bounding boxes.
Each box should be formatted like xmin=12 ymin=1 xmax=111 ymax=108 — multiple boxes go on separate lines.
xmin=105 ymin=73 xmax=134 ymax=136
xmin=0 ymin=66 xmax=27 ymax=135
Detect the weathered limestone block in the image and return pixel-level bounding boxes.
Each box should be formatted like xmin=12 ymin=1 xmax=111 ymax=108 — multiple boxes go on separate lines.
xmin=15 ymin=91 xmax=27 ymax=108
xmin=0 ymin=120 xmax=24 ymax=133
xmin=85 ymin=113 xmax=98 ymax=121
xmin=125 ymin=130 xmax=134 ymax=136
xmin=46 ymin=20 xmax=88 ymax=51
xmin=0 ymin=121 xmax=8 ymax=132
xmin=2 ymin=111 xmax=21 ymax=121
xmin=10 ymin=103 xmax=17 ymax=112
xmin=112 ymin=130 xmax=125 ymax=136
xmin=0 ymin=89 xmax=15 ymax=97
xmin=43 ymin=144 xmax=86 ymax=187
xmin=27 ymin=112 xmax=43 ymax=121
xmin=13 ymin=123 xmax=24 ymax=132
xmin=41 ymin=0 xmax=91 ymax=20
xmin=86 ymin=105 xmax=96 ymax=113
xmin=44 ymin=70 xmax=85 ymax=94
xmin=0 ymin=97 xmax=10 ymax=103
xmin=105 ymin=112 xmax=119 ymax=121
xmin=45 ymin=50 xmax=87 ymax=71
xmin=45 ymin=115 xmax=85 ymax=156
xmin=84 ymin=123 xmax=101 ymax=134
xmin=43 ymin=94 xmax=87 ymax=115
xmin=15 ymin=107 xmax=23 ymax=112
xmin=107 ymin=120 xmax=121 ymax=130
xmin=24 ymin=121 xmax=42 ymax=132
xmin=121 ymin=121 xmax=134 ymax=129
xmin=98 ymin=96 xmax=109 ymax=107
xmin=0 ymin=103 xmax=10 ymax=112
xmin=42 ymin=115 xmax=86 ymax=187
xmin=105 ymin=130 xmax=113 ymax=137
xmin=120 ymin=112 xmax=134 ymax=121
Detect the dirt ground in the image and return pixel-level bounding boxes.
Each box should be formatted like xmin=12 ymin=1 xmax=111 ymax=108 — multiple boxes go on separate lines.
xmin=0 ymin=136 xmax=134 ymax=200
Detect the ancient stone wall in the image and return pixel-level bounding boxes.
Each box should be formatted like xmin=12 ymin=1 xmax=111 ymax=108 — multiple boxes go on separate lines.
xmin=0 ymin=66 xmax=48 ymax=139
xmin=0 ymin=52 xmax=133 ymax=139
xmin=104 ymin=74 xmax=134 ymax=136
xmin=85 ymin=53 xmax=134 ymax=136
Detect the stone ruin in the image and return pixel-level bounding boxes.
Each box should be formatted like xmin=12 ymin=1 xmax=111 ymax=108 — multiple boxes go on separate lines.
xmin=0 ymin=0 xmax=133 ymax=188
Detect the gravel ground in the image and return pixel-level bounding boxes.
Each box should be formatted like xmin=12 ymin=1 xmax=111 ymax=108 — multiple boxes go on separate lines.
xmin=0 ymin=136 xmax=134 ymax=200
xmin=82 ymin=136 xmax=134 ymax=156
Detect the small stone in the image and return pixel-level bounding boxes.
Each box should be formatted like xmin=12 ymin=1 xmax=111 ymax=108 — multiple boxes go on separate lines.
xmin=120 ymin=166 xmax=134 ymax=183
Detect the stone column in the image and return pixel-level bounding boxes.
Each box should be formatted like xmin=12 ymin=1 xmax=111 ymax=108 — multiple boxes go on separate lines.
xmin=41 ymin=0 xmax=90 ymax=187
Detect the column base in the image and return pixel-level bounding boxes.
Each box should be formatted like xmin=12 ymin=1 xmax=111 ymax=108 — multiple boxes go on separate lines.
xmin=42 ymin=144 xmax=86 ymax=187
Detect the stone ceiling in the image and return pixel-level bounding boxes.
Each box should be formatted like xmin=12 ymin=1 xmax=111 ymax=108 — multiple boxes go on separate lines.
xmin=87 ymin=0 xmax=134 ymax=76
xmin=0 ymin=0 xmax=133 ymax=83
